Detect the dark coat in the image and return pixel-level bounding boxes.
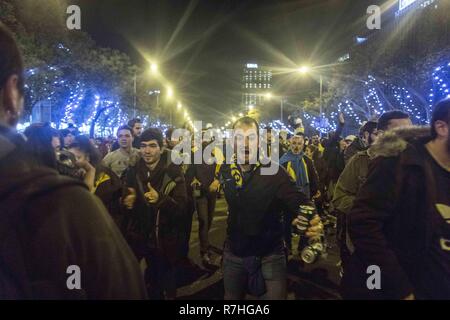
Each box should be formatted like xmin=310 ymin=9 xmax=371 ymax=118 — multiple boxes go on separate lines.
xmin=0 ymin=127 xmax=147 ymax=299
xmin=323 ymin=122 xmax=345 ymax=184
xmin=219 ymin=163 xmax=311 ymax=257
xmin=122 ymin=149 xmax=187 ymax=263
xmin=341 ymin=126 xmax=449 ymax=299
xmin=93 ymin=165 xmax=123 ymax=227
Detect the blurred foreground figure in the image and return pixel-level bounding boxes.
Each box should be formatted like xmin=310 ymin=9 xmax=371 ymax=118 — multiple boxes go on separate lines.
xmin=0 ymin=23 xmax=147 ymax=299
xmin=342 ymin=100 xmax=450 ymax=299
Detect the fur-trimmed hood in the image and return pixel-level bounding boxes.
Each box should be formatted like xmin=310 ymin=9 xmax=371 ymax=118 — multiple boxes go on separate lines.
xmin=368 ymin=126 xmax=431 ymax=160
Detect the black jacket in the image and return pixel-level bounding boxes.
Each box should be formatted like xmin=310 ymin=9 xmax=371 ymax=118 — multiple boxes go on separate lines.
xmin=342 ymin=127 xmax=450 ymax=299
xmin=93 ymin=165 xmax=123 ymax=227
xmin=0 ymin=127 xmax=147 ymax=299
xmin=185 ymin=142 xmax=221 ymax=196
xmin=122 ymin=149 xmax=187 ymax=262
xmin=323 ymin=122 xmax=345 ymax=184
xmin=219 ymin=162 xmax=311 ymax=257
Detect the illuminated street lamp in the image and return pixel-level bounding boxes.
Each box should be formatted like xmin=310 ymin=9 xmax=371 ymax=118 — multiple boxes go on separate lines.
xmin=298 ymin=65 xmax=323 ymax=118
xmin=177 ymin=102 xmax=182 ymax=110
xmin=150 ymin=63 xmax=158 ymax=73
xmin=297 ymin=65 xmax=311 ymax=74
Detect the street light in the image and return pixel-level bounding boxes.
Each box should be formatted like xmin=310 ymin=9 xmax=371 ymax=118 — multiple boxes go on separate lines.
xmin=177 ymin=102 xmax=182 ymax=110
xmin=297 ymin=65 xmax=311 ymax=74
xmin=231 ymin=116 xmax=237 ymax=122
xmin=150 ymin=63 xmax=158 ymax=73
xmin=133 ymin=63 xmax=160 ymax=117
xmin=298 ymin=65 xmax=323 ymax=119
xmin=265 ymin=92 xmax=272 ymax=100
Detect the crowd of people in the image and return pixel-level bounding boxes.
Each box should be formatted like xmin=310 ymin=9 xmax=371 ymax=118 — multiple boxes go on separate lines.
xmin=1 ymin=23 xmax=449 ymax=300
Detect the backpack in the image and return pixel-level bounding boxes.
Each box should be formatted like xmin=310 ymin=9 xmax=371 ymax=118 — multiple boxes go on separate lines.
xmin=0 ymin=166 xmax=86 ymax=299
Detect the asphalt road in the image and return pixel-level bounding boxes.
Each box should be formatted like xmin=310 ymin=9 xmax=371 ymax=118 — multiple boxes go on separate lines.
xmin=175 ymin=196 xmax=342 ymax=300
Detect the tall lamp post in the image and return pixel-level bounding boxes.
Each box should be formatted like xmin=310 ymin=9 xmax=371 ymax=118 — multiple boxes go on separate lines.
xmin=133 ymin=71 xmax=137 ymax=118
xmin=149 ymin=90 xmax=161 ymax=120
xmin=298 ymin=66 xmax=323 ymax=118
xmin=133 ymin=62 xmax=159 ymax=118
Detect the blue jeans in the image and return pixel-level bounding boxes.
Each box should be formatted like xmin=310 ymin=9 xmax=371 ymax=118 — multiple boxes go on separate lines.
xmin=222 ymin=241 xmax=287 ymax=300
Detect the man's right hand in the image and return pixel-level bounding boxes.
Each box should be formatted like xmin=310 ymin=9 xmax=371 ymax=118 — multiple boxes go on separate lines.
xmin=123 ymin=187 xmax=136 ymax=209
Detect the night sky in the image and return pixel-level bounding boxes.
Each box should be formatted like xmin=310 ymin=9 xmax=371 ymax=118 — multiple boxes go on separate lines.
xmin=75 ymin=0 xmax=378 ymax=123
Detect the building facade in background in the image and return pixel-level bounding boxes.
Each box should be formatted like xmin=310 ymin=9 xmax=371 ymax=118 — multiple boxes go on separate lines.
xmin=242 ymin=63 xmax=272 ymax=109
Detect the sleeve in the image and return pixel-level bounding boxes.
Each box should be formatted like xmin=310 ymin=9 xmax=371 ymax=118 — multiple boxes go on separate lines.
xmin=348 ymin=156 xmax=414 ymax=299
xmin=344 ymin=145 xmax=355 ymax=164
xmin=326 ymin=122 xmax=344 ymax=148
xmin=155 ymin=165 xmax=187 ymax=219
xmin=306 ymin=157 xmax=319 ymax=197
xmin=276 ymin=166 xmax=313 ymax=223
xmin=101 ymin=152 xmax=113 ymax=169
xmin=26 ymin=186 xmax=148 ymax=299
xmin=332 ymin=155 xmax=360 ymax=214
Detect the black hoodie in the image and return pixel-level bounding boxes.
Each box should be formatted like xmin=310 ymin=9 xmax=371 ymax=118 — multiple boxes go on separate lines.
xmin=0 ymin=126 xmax=147 ymax=299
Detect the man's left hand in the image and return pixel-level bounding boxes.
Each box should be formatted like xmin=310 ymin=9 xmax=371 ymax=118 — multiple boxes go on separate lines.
xmin=208 ymin=179 xmax=220 ymax=193
xmin=305 ymin=215 xmax=323 ymax=239
xmin=145 ymin=182 xmax=159 ymax=204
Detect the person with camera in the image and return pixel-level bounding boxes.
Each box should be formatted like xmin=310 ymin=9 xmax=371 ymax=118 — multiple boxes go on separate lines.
xmin=217 ymin=116 xmax=323 ymax=300
xmin=60 ymin=128 xmax=76 ymax=150
xmin=0 ymin=23 xmax=146 ymax=299
xmin=121 ymin=128 xmax=187 ymax=299
xmin=67 ymin=136 xmax=123 ymax=223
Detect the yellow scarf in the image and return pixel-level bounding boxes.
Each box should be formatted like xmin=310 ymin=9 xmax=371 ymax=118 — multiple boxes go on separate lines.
xmin=229 ymin=157 xmax=261 ymax=189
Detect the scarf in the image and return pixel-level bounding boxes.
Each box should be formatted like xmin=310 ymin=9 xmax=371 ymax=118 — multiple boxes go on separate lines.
xmin=279 ymin=150 xmax=310 ymax=198
xmin=229 ymin=155 xmax=261 ymax=189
